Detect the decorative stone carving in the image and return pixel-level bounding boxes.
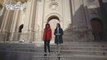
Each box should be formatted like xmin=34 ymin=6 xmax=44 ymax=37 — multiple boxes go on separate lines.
xmin=88 ymin=0 xmax=95 ymax=2
xmin=49 ymin=1 xmax=58 ymax=10
xmin=37 ymin=0 xmax=42 ymax=2
xmin=87 ymin=0 xmax=96 ymax=6
xmin=89 ymin=9 xmax=98 ymax=14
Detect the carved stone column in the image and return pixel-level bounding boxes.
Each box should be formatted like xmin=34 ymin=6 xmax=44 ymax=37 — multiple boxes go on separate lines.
xmin=28 ymin=0 xmax=37 ymax=43
xmin=9 ymin=10 xmax=20 ymax=41
xmin=0 ymin=7 xmax=9 ymax=42
xmin=18 ymin=0 xmax=37 ymax=43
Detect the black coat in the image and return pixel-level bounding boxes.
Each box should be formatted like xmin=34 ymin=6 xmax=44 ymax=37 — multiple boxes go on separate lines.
xmin=54 ymin=28 xmax=63 ymax=44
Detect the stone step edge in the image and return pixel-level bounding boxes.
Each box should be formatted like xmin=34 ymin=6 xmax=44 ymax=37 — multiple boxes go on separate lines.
xmin=0 ymin=51 xmax=107 ymax=57
xmin=0 ymin=50 xmax=107 ymax=53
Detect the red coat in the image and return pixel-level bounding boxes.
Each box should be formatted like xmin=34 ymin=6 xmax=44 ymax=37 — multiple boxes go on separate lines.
xmin=43 ymin=28 xmax=52 ymax=41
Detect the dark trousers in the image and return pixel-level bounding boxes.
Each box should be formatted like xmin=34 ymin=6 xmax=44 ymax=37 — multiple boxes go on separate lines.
xmin=44 ymin=41 xmax=50 ymax=53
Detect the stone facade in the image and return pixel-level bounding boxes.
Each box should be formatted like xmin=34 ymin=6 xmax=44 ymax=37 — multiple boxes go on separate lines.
xmin=0 ymin=0 xmax=106 ymax=43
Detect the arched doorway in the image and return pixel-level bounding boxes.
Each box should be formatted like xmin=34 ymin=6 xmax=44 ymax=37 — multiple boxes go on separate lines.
xmin=19 ymin=24 xmax=24 ymax=33
xmin=47 ymin=15 xmax=60 ymax=43
xmin=91 ymin=18 xmax=103 ymax=41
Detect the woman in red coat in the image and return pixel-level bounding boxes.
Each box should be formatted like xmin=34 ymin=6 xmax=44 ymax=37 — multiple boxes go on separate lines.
xmin=43 ymin=23 xmax=52 ymax=54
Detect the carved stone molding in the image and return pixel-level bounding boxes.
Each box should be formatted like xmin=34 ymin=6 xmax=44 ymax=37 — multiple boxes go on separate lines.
xmin=87 ymin=0 xmax=95 ymax=2
xmin=49 ymin=1 xmax=58 ymax=10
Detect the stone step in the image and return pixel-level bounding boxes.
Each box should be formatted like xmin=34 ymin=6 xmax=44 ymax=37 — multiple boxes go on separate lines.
xmin=61 ymin=50 xmax=107 ymax=55
xmin=63 ymin=42 xmax=107 ymax=44
xmin=0 ymin=47 xmax=106 ymax=56
xmin=1 ymin=42 xmax=107 ymax=48
xmin=0 ymin=45 xmax=107 ymax=52
xmin=51 ymin=45 xmax=107 ymax=48
xmin=0 ymin=50 xmax=107 ymax=57
xmin=0 ymin=47 xmax=106 ymax=52
xmin=0 ymin=51 xmax=107 ymax=60
xmin=0 ymin=42 xmax=107 ymax=50
xmin=51 ymin=47 xmax=107 ymax=52
xmin=0 ymin=42 xmax=107 ymax=57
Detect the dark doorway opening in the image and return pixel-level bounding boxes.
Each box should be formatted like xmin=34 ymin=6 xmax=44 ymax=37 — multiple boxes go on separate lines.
xmin=91 ymin=18 xmax=103 ymax=41
xmin=18 ymin=24 xmax=24 ymax=41
xmin=47 ymin=15 xmax=60 ymax=43
xmin=19 ymin=24 xmax=24 ymax=33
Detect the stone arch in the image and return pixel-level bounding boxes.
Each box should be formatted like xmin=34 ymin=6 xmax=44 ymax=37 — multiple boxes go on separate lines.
xmin=44 ymin=13 xmax=63 ymax=29
xmin=17 ymin=24 xmax=24 ymax=41
xmin=45 ymin=13 xmax=62 ymax=23
xmin=90 ymin=18 xmax=103 ymax=32
xmin=19 ymin=24 xmax=24 ymax=33
xmin=90 ymin=18 xmax=103 ymax=40
xmin=44 ymin=13 xmax=62 ymax=43
xmin=47 ymin=15 xmax=59 ymax=22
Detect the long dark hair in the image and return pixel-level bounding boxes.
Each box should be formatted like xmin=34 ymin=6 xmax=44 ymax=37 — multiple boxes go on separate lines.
xmin=56 ymin=23 xmax=61 ymax=28
xmin=45 ymin=23 xmax=50 ymax=29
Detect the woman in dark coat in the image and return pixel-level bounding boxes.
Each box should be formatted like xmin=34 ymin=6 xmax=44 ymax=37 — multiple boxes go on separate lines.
xmin=43 ymin=23 xmax=52 ymax=54
xmin=54 ymin=23 xmax=63 ymax=45
xmin=54 ymin=23 xmax=63 ymax=54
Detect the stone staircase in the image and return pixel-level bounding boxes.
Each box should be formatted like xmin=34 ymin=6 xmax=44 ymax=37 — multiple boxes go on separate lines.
xmin=0 ymin=42 xmax=107 ymax=60
xmin=63 ymin=30 xmax=94 ymax=42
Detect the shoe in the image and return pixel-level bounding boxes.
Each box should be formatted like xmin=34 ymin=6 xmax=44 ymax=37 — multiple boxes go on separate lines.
xmin=44 ymin=54 xmax=47 ymax=56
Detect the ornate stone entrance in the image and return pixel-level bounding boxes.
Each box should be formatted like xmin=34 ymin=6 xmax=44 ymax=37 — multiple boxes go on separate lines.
xmin=47 ymin=15 xmax=60 ymax=44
